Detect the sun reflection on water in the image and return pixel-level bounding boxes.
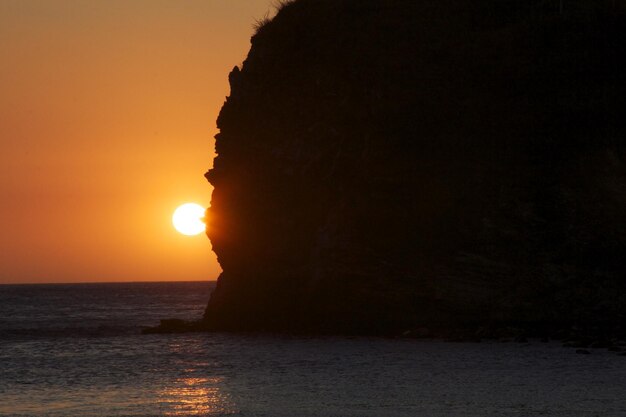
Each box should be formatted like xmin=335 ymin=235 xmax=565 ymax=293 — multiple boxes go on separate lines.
xmin=159 ymin=376 xmax=237 ymax=416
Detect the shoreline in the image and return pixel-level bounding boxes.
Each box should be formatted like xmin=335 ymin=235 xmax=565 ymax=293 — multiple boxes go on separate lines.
xmin=142 ymin=318 xmax=626 ymax=356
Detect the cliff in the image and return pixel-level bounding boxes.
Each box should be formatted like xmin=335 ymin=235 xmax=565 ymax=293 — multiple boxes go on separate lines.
xmin=203 ymin=0 xmax=626 ymax=335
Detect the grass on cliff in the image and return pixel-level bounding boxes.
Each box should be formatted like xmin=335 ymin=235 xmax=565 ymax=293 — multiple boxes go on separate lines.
xmin=253 ymin=0 xmax=297 ymax=32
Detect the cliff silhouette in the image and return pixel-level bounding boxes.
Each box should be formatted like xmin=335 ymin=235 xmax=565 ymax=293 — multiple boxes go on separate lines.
xmin=203 ymin=0 xmax=626 ymax=336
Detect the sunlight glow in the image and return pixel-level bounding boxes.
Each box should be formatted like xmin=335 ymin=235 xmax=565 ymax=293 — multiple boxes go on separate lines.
xmin=159 ymin=376 xmax=237 ymax=416
xmin=172 ymin=203 xmax=206 ymax=236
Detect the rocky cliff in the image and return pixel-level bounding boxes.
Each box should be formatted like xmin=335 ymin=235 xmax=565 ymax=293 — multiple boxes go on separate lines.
xmin=204 ymin=0 xmax=626 ymax=335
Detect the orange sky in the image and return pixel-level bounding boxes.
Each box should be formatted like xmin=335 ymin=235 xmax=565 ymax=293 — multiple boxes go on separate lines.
xmin=0 ymin=0 xmax=273 ymax=284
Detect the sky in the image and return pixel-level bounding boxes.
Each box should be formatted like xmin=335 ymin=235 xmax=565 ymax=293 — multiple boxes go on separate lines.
xmin=0 ymin=0 xmax=274 ymax=284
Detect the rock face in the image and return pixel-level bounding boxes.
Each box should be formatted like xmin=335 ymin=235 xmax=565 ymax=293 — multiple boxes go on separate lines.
xmin=204 ymin=0 xmax=626 ymax=334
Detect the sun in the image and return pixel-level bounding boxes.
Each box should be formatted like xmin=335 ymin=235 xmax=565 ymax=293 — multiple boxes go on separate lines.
xmin=172 ymin=203 xmax=206 ymax=236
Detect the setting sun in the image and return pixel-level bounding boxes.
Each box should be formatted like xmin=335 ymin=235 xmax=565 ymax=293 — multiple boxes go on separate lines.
xmin=172 ymin=203 xmax=206 ymax=236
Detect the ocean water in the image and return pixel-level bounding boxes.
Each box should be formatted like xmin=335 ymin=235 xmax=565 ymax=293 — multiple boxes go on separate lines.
xmin=1 ymin=282 xmax=625 ymax=417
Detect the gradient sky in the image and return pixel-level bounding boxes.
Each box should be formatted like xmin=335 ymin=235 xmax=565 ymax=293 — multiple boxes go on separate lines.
xmin=0 ymin=0 xmax=274 ymax=284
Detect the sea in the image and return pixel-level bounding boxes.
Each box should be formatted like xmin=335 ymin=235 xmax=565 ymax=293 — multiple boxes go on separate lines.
xmin=1 ymin=281 xmax=626 ymax=417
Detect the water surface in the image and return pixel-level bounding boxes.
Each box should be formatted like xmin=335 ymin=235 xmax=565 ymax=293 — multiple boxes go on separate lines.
xmin=1 ymin=282 xmax=625 ymax=416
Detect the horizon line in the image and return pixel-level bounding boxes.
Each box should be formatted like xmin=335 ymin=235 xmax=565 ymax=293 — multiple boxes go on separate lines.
xmin=0 ymin=279 xmax=217 ymax=286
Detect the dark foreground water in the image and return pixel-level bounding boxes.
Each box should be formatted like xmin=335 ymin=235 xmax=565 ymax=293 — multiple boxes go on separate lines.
xmin=1 ymin=282 xmax=625 ymax=417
